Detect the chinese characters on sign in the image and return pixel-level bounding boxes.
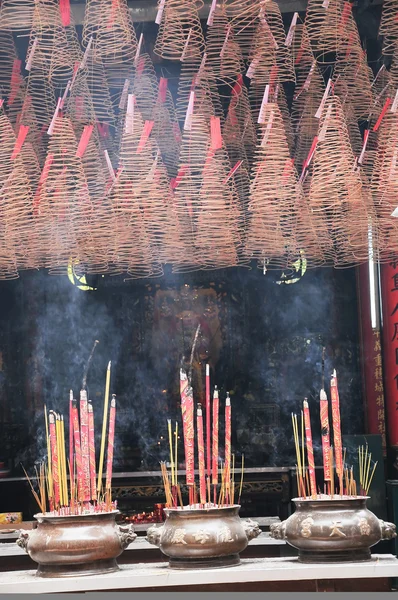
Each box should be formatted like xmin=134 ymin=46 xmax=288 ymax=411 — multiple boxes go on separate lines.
xmin=373 ymin=330 xmax=386 ymax=451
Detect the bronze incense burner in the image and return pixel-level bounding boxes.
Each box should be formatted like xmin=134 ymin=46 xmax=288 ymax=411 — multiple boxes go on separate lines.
xmin=16 ymin=510 xmax=136 ymax=577
xmin=270 ymin=496 xmax=396 ymax=563
xmin=146 ymin=504 xmax=261 ymax=569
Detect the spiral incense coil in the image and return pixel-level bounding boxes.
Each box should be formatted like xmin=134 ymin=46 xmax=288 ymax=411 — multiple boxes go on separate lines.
xmin=371 ymin=111 xmax=398 ymax=261
xmin=308 ymin=96 xmax=374 ymax=267
xmin=0 ymin=0 xmax=34 ymax=31
xmin=245 ymin=103 xmax=300 ymax=269
xmin=65 ymin=12 xmax=84 ymax=65
xmin=132 ymin=52 xmax=159 ymax=122
xmin=195 ymin=145 xmax=243 ymax=270
xmin=154 ymin=0 xmax=205 ymax=61
xmin=247 ymin=20 xmax=278 ymax=86
xmin=227 ymin=79 xmax=257 ymax=164
xmin=28 ymin=0 xmax=74 ymax=88
xmin=176 ymin=57 xmax=224 ymax=123
xmin=333 ymin=49 xmax=374 ymax=121
xmin=85 ymin=49 xmax=116 ymax=125
xmin=35 ymin=117 xmax=94 ymax=275
xmin=82 ymin=0 xmax=137 ymax=67
xmin=261 ymin=1 xmax=295 ymax=83
xmin=15 ymin=89 xmax=47 ymax=167
xmin=65 ymin=69 xmax=97 ymax=127
xmin=0 ymin=29 xmax=19 ymax=101
xmin=343 ymin=102 xmax=363 ymax=157
xmin=23 ymin=57 xmax=57 ymax=131
xmin=224 ymin=0 xmax=262 ymax=58
xmin=249 ymin=82 xmax=295 ymax=155
xmin=0 ymin=112 xmax=36 ymax=275
xmin=379 ymin=0 xmax=398 ymax=56
xmin=19 ymin=140 xmax=41 ymax=192
xmin=293 ymin=186 xmax=329 ymax=268
xmin=151 ymin=83 xmax=181 ymax=178
xmin=304 ymin=0 xmax=344 ymax=58
xmin=291 ymin=22 xmax=315 ymax=76
xmin=74 ymin=125 xmax=107 ymax=203
xmin=206 ymin=4 xmax=244 ymax=93
xmin=109 ymin=177 xmax=162 ymax=279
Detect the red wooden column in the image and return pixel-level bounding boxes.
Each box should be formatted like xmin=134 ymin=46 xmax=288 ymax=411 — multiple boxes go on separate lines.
xmin=357 ymin=262 xmax=387 ymax=455
xmin=380 ymin=261 xmax=398 ymax=450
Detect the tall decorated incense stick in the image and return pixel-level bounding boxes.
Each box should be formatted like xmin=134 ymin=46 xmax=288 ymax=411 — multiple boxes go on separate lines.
xmin=60 ymin=416 xmax=68 ymax=506
xmin=69 ymin=390 xmax=73 ymax=499
xmin=49 ymin=411 xmax=60 ymax=507
xmin=180 ymin=367 xmax=195 ymax=501
xmin=105 ymin=395 xmax=116 ymax=493
xmin=197 ymin=404 xmax=206 ymax=505
xmin=320 ymin=388 xmax=331 ymax=490
xmin=44 ymin=406 xmax=54 ymax=508
xmin=72 ymin=400 xmax=83 ymax=501
xmin=167 ymin=419 xmax=175 ymax=487
xmin=330 ymin=370 xmax=343 ymax=494
xmin=97 ymin=361 xmax=111 ymax=493
xmin=212 ymin=386 xmax=219 ymax=503
xmin=225 ymin=393 xmax=231 ymax=502
xmin=88 ymin=401 xmax=97 ymax=502
xmin=174 ymin=421 xmax=178 ymax=488
xmin=80 ymin=389 xmax=90 ymax=503
xmin=206 ymin=364 xmax=211 ymax=479
xmin=303 ymin=399 xmax=317 ymax=497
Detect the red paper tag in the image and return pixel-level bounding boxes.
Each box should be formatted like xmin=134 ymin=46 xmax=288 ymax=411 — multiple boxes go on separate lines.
xmin=59 ymin=0 xmax=71 ymax=26
xmin=136 ymin=120 xmax=154 ymax=154
xmin=11 ymin=125 xmax=29 ymax=159
xmin=210 ymin=116 xmax=222 ymax=150
xmin=341 ymin=2 xmax=352 ymax=27
xmin=171 ymin=166 xmax=187 ymax=190
xmin=76 ymin=125 xmax=94 ymax=158
xmin=228 ymin=106 xmax=238 ymax=127
xmin=303 ymin=136 xmax=318 ymax=169
xmin=158 ymin=78 xmax=168 ymax=103
xmin=373 ymin=98 xmax=392 ymax=132
xmin=34 ymin=153 xmax=54 ymax=213
xmin=137 ymin=56 xmax=145 ymax=75
xmin=173 ymin=122 xmax=182 ymax=143
xmin=97 ymin=122 xmax=109 ymax=138
xmin=295 ymin=46 xmax=304 ymax=66
xmin=223 ymin=160 xmax=242 ymax=184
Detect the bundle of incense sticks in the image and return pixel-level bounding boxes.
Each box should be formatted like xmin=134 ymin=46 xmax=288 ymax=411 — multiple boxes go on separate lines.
xmin=160 ymin=367 xmax=244 ymax=509
xmin=292 ymin=369 xmax=378 ymax=499
xmin=24 ymin=362 xmax=118 ymax=516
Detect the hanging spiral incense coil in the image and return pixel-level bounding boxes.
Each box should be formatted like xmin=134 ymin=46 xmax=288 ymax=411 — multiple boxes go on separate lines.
xmin=379 ymin=0 xmax=398 ymax=57
xmin=304 ymin=0 xmax=345 ymax=58
xmin=154 ymin=0 xmax=205 ymax=61
xmin=371 ymin=111 xmax=398 ymax=261
xmin=293 ymin=184 xmax=329 ymax=269
xmin=224 ymin=0 xmax=262 ymax=58
xmin=65 ymin=68 xmax=97 ymax=127
xmin=152 ymin=81 xmax=181 ymax=178
xmin=308 ymin=95 xmax=374 ymax=267
xmin=0 ymin=29 xmax=19 ymax=101
xmin=0 ymin=0 xmax=34 ymax=31
xmin=132 ymin=52 xmax=159 ymax=122
xmin=85 ymin=48 xmax=116 ymax=125
xmin=0 ymin=112 xmax=36 ymax=276
xmin=34 ymin=117 xmax=95 ymax=275
xmin=261 ymin=1 xmax=295 ymax=83
xmin=195 ymin=150 xmax=242 ymax=270
xmin=333 ymin=49 xmax=374 ymax=121
xmin=176 ymin=57 xmax=224 ymax=124
xmin=65 ymin=12 xmax=84 ymax=66
xmin=22 ymin=56 xmax=57 ymax=132
xmin=206 ymin=4 xmax=244 ymax=93
xmin=82 ymin=0 xmax=137 ymax=67
xmin=245 ymin=103 xmax=300 ymax=269
xmin=28 ymin=0 xmax=74 ymax=88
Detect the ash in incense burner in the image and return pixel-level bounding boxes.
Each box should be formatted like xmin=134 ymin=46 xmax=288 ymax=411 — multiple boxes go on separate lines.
xmin=147 ymin=504 xmax=260 ymax=569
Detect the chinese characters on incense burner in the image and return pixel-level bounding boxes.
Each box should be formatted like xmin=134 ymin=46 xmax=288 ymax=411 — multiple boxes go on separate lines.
xmin=292 ymin=369 xmax=377 ymax=500
xmin=161 ymin=366 xmax=244 ymax=510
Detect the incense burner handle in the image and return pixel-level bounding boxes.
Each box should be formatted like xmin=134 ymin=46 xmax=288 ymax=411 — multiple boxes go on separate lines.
xmin=380 ymin=520 xmax=397 ymax=540
xmin=16 ymin=530 xmax=30 ymax=553
xmin=270 ymin=520 xmax=287 ymax=540
xmin=146 ymin=524 xmax=164 ymax=547
xmin=116 ymin=524 xmax=137 ymax=550
xmin=242 ymin=518 xmax=261 ymax=541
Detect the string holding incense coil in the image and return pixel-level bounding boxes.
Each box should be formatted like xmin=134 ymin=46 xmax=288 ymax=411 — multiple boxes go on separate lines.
xmin=245 ymin=103 xmax=301 ymax=270
xmin=378 ymin=0 xmax=398 ymax=57
xmin=82 ymin=0 xmax=137 ymax=67
xmin=28 ymin=0 xmax=74 ymax=88
xmin=205 ymin=4 xmax=244 ymax=93
xmin=0 ymin=0 xmax=34 ymax=31
xmin=308 ymin=95 xmax=374 ymax=267
xmin=154 ymin=0 xmax=205 ymax=61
